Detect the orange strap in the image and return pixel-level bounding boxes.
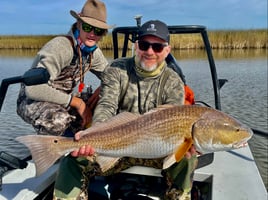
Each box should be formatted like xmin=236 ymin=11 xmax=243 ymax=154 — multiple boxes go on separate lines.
xmin=184 ymin=85 xmax=195 ymax=105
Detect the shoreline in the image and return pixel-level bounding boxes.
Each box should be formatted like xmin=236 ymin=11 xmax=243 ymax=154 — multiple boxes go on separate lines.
xmin=0 ymin=29 xmax=267 ymax=50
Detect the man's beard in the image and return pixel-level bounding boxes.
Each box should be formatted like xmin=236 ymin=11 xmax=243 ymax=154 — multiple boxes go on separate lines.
xmin=140 ymin=61 xmax=158 ymax=72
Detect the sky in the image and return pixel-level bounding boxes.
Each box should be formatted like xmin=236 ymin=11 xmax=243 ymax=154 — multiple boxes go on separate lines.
xmin=0 ymin=0 xmax=267 ymax=35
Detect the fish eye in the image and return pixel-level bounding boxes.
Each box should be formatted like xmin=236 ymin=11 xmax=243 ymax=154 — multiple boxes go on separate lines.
xmin=53 ymin=139 xmax=58 ymax=143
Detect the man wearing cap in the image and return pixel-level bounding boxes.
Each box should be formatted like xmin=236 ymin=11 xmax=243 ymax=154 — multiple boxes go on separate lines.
xmin=16 ymin=0 xmax=111 ymax=198
xmin=73 ymin=20 xmax=197 ymax=200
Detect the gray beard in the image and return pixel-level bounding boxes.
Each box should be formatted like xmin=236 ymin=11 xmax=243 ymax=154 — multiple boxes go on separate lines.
xmin=140 ymin=62 xmax=158 ymax=72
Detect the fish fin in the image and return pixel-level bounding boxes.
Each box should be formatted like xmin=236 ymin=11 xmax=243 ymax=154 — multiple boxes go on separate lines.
xmin=163 ymin=154 xmax=176 ymax=169
xmin=16 ymin=135 xmax=64 ymax=176
xmin=80 ymin=112 xmax=140 ymax=137
xmin=162 ymin=137 xmax=193 ymax=169
xmin=144 ymin=104 xmax=175 ymax=115
xmin=96 ymin=156 xmax=121 ymax=172
xmin=157 ymin=104 xmax=177 ymax=109
xmin=175 ymin=137 xmax=193 ymax=162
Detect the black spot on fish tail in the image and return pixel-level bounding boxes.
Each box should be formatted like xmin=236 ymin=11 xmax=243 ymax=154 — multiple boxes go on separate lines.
xmin=16 ymin=135 xmax=64 ymax=176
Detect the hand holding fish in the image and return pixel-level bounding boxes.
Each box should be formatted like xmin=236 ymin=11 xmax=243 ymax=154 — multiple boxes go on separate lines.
xmin=184 ymin=145 xmax=198 ymax=159
xmin=70 ymin=132 xmax=95 ymax=157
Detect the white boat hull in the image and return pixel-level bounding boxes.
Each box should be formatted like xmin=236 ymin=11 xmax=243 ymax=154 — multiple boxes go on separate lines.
xmin=0 ymin=146 xmax=267 ymax=200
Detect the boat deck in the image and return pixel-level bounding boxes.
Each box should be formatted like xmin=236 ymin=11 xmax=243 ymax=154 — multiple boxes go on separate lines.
xmin=0 ymin=146 xmax=267 ymax=200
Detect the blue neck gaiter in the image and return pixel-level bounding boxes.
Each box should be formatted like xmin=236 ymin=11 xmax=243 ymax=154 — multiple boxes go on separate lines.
xmin=73 ymin=29 xmax=97 ymax=56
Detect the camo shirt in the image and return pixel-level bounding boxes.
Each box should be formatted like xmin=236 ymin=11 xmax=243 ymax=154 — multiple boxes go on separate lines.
xmin=93 ymin=56 xmax=185 ymax=123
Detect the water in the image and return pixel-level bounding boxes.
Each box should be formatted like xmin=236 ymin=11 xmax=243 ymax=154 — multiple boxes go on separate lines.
xmin=0 ymin=49 xmax=267 ymax=190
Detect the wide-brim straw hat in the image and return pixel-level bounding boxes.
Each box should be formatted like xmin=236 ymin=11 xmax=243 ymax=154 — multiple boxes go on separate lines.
xmin=70 ymin=0 xmax=114 ymax=29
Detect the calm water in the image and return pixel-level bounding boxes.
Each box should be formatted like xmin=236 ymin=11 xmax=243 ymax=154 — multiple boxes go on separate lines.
xmin=0 ymin=49 xmax=267 ymax=189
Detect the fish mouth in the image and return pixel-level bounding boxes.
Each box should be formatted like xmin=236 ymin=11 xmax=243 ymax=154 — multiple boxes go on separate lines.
xmin=232 ymin=127 xmax=253 ymax=149
xmin=232 ymin=142 xmax=248 ymax=149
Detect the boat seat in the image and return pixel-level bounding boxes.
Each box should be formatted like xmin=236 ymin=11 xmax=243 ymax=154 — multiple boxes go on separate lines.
xmin=121 ymin=153 xmax=214 ymax=177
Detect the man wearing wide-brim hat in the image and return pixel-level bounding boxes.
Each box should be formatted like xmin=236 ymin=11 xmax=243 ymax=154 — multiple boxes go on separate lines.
xmin=70 ymin=0 xmax=113 ymax=30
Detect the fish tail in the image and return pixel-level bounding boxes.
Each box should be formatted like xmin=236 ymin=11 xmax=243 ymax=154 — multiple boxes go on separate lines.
xmin=16 ymin=135 xmax=63 ymax=176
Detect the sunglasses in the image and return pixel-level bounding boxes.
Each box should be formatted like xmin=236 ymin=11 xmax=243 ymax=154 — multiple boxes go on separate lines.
xmin=81 ymin=23 xmax=106 ymax=36
xmin=138 ymin=40 xmax=168 ymax=53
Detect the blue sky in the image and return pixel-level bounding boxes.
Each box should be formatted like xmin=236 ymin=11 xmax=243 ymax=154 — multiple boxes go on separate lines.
xmin=0 ymin=0 xmax=267 ymax=35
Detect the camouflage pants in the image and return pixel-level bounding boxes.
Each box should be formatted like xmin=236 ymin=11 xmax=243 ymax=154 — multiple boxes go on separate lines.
xmin=17 ymin=87 xmax=82 ymax=136
xmin=53 ymin=155 xmax=198 ymax=199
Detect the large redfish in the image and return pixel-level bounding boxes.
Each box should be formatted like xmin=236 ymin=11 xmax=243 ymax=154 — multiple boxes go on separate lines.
xmin=16 ymin=105 xmax=253 ymax=176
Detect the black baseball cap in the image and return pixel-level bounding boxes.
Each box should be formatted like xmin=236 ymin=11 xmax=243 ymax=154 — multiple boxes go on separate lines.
xmin=138 ymin=20 xmax=170 ymax=43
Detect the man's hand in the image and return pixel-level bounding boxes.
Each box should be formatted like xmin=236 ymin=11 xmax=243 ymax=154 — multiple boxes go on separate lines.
xmin=70 ymin=96 xmax=92 ymax=128
xmin=185 ymin=145 xmax=198 ymax=159
xmin=70 ymin=131 xmax=95 ymax=157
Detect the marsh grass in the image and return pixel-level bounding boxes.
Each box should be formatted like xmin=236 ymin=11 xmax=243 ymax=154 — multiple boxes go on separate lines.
xmin=0 ymin=35 xmax=54 ymax=49
xmin=208 ymin=29 xmax=267 ymax=49
xmin=0 ymin=29 xmax=267 ymax=50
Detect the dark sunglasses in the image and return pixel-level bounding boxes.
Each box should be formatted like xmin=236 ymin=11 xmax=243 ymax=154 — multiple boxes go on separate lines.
xmin=81 ymin=23 xmax=106 ymax=36
xmin=138 ymin=40 xmax=168 ymax=53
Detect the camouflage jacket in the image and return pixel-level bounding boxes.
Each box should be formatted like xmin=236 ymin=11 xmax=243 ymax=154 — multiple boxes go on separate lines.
xmin=93 ymin=56 xmax=185 ymax=123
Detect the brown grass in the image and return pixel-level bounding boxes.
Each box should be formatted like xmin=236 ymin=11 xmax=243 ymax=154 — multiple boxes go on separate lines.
xmin=0 ymin=29 xmax=267 ymax=50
